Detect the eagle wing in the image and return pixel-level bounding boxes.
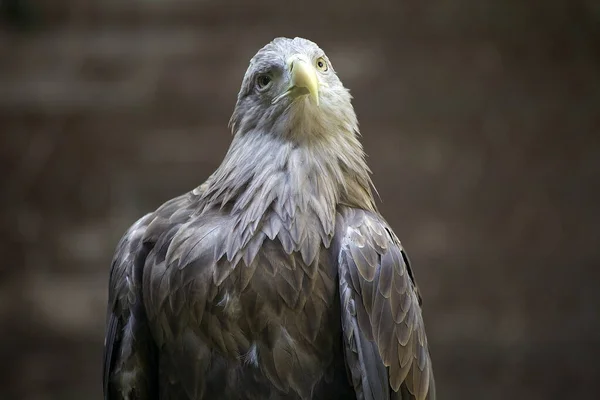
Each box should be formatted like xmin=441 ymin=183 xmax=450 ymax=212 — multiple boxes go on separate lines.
xmin=102 ymin=213 xmax=157 ymax=400
xmin=334 ymin=207 xmax=436 ymax=400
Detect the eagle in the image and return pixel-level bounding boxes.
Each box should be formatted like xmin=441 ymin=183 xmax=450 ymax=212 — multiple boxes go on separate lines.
xmin=103 ymin=37 xmax=436 ymax=400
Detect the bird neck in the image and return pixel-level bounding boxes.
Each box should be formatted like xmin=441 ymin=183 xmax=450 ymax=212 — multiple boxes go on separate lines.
xmin=190 ymin=126 xmax=374 ymax=264
xmin=199 ymin=127 xmax=376 ymax=235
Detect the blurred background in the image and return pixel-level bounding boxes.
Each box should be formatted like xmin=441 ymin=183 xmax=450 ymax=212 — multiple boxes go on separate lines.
xmin=1 ymin=0 xmax=599 ymax=399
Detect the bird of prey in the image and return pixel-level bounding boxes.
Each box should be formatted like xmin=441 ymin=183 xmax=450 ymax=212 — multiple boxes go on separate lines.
xmin=103 ymin=37 xmax=436 ymax=400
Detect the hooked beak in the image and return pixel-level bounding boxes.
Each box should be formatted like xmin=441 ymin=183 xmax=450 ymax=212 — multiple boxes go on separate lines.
xmin=273 ymin=55 xmax=320 ymax=106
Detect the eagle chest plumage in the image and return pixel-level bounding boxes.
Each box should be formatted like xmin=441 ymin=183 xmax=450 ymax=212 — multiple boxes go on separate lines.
xmin=141 ymin=151 xmax=354 ymax=399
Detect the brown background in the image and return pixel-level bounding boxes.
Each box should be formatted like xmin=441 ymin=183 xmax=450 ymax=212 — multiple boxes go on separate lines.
xmin=1 ymin=0 xmax=599 ymax=399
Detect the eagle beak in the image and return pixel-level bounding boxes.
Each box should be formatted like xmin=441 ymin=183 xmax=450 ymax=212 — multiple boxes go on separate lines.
xmin=273 ymin=55 xmax=320 ymax=106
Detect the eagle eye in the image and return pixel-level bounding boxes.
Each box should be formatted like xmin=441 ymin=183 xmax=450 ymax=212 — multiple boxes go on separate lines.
xmin=316 ymin=57 xmax=328 ymax=72
xmin=256 ymin=74 xmax=272 ymax=90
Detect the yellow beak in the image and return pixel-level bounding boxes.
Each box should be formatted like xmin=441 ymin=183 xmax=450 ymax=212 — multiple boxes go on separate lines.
xmin=286 ymin=55 xmax=320 ymax=106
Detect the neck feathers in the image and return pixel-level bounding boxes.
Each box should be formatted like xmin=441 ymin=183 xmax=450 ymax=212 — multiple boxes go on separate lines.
xmin=198 ymin=125 xmax=375 ymax=261
xmin=202 ymin=126 xmax=375 ymax=214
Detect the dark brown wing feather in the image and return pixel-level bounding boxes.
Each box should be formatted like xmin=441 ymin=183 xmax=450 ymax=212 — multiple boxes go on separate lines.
xmin=335 ymin=207 xmax=436 ymax=400
xmin=103 ymin=213 xmax=158 ymax=400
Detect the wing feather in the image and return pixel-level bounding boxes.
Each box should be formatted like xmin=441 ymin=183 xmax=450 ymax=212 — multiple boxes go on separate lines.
xmin=103 ymin=213 xmax=157 ymax=400
xmin=335 ymin=207 xmax=436 ymax=400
